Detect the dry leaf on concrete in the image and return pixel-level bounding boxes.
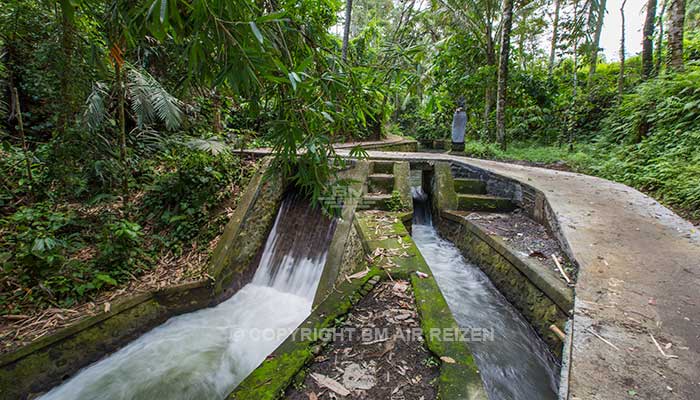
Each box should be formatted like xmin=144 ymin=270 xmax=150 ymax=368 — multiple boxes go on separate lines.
xmin=347 ymin=267 xmax=370 ymax=281
xmin=310 ymin=373 xmax=350 ymax=396
xmin=306 ymin=392 xmax=318 ymax=400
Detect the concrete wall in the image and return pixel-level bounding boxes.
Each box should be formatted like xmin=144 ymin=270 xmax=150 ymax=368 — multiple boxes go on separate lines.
xmin=436 ymin=215 xmax=571 ymax=358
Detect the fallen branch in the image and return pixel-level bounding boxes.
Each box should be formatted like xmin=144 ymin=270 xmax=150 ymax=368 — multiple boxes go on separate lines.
xmin=650 ymin=334 xmax=679 ymax=359
xmin=552 ymin=254 xmax=572 ymax=284
xmin=587 ymin=328 xmax=620 ymax=351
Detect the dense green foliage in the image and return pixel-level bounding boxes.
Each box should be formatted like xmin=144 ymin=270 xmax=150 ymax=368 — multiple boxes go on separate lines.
xmin=0 ymin=146 xmax=253 ymax=311
xmin=1 ymin=0 xmax=699 ymax=317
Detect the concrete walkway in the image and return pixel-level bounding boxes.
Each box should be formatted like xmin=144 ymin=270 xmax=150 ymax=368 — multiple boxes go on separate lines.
xmin=332 ymin=149 xmax=700 ymax=400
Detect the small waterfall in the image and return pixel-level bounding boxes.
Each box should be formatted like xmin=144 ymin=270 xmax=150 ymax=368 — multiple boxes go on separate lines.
xmin=252 ymin=193 xmax=337 ymax=299
xmin=40 ymin=193 xmax=336 ymax=400
xmin=411 ymin=187 xmax=559 ymax=400
xmin=410 ymin=186 xmax=432 ymax=226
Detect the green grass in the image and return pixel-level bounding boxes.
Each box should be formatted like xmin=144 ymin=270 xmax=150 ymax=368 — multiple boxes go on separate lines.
xmin=463 ymin=140 xmax=699 ymax=222
xmin=463 ymin=141 xmax=595 ymax=169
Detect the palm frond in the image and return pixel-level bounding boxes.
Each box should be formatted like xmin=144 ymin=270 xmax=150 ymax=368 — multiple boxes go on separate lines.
xmin=126 ymin=68 xmax=184 ymax=131
xmin=84 ymin=82 xmax=109 ymax=131
xmin=186 ymin=137 xmax=229 ymax=155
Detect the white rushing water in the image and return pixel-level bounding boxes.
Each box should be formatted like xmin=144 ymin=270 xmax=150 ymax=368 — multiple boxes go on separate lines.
xmin=40 ymin=194 xmax=335 ymax=400
xmin=411 ymin=187 xmax=559 ymax=400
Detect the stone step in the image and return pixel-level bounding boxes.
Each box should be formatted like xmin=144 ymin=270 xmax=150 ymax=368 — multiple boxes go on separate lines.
xmin=371 ymin=161 xmax=394 ymax=175
xmin=457 ymin=194 xmax=515 ymax=212
xmin=362 ymin=193 xmax=392 ymax=210
xmin=454 ymin=178 xmax=487 ymax=195
xmin=367 ymin=173 xmax=394 ymax=194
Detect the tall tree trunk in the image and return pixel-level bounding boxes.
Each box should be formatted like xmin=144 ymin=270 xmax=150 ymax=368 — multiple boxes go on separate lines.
xmin=496 ymin=0 xmax=514 ymax=151
xmin=642 ymin=0 xmax=658 ymax=79
xmin=655 ymin=1 xmax=667 ymax=74
xmin=115 ymin=61 xmax=129 ymax=205
xmin=567 ymin=0 xmax=581 ymax=151
xmin=587 ymin=0 xmax=607 ymax=85
xmin=341 ymin=0 xmax=353 ymax=61
xmin=667 ymin=0 xmax=685 ymax=70
xmin=58 ymin=1 xmax=75 ymax=135
xmin=619 ymin=0 xmax=627 ymax=101
xmin=483 ymin=24 xmax=496 ymax=139
xmin=548 ymin=0 xmax=561 ymax=78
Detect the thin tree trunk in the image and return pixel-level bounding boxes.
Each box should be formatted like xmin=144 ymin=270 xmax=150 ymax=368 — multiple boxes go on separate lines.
xmin=548 ymin=0 xmax=561 ymax=78
xmin=341 ymin=0 xmax=353 ymax=61
xmin=666 ymin=0 xmax=685 ymax=70
xmin=619 ymin=0 xmax=627 ymax=101
xmin=655 ymin=1 xmax=667 ymax=74
xmin=483 ymin=24 xmax=496 ymax=139
xmin=587 ymin=0 xmax=607 ymax=85
xmin=115 ymin=61 xmax=129 ymax=205
xmin=212 ymin=88 xmax=222 ymax=133
xmin=58 ymin=2 xmax=74 ymax=134
xmin=568 ymin=0 xmax=580 ymax=151
xmin=642 ymin=0 xmax=658 ymax=79
xmin=11 ymin=87 xmax=33 ymax=187
xmin=496 ymin=0 xmax=514 ymax=151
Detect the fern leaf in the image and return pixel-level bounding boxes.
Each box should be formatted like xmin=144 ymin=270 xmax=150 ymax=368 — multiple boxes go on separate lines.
xmin=84 ymin=82 xmax=109 ymax=131
xmin=126 ymin=67 xmax=183 ymax=131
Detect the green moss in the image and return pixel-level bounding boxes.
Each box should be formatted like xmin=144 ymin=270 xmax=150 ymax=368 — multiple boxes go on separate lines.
xmin=355 ymin=212 xmax=488 ymax=400
xmin=230 ymin=348 xmax=314 ymax=400
xmin=392 ymin=161 xmax=413 ymax=213
xmin=0 ymin=299 xmax=167 ymax=400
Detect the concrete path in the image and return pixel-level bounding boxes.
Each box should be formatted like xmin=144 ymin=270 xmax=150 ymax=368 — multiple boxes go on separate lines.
xmin=334 ymin=150 xmax=700 ymax=400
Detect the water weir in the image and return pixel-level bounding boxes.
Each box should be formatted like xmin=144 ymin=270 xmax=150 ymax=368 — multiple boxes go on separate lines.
xmin=411 ymin=187 xmax=560 ymax=400
xmin=39 ymin=193 xmax=336 ymax=400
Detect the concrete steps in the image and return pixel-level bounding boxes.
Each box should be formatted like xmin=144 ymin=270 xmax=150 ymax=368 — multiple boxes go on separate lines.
xmin=361 ymin=161 xmax=412 ymax=212
xmin=362 ymin=193 xmax=393 ymax=210
xmin=362 ymin=161 xmax=397 ymax=211
xmin=457 ymin=194 xmax=515 ymax=212
xmin=370 ymin=161 xmax=394 ymax=175
xmin=454 ymin=178 xmax=486 ymax=195
xmin=367 ymin=173 xmax=394 ymax=194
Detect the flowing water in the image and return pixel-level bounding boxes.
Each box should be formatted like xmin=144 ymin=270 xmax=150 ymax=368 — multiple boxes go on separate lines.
xmin=40 ymin=193 xmax=336 ymax=400
xmin=411 ymin=187 xmax=559 ymax=400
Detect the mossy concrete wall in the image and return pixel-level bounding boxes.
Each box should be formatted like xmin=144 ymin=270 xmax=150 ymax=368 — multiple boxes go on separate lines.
xmin=0 ymin=281 xmax=212 ymax=400
xmin=228 ymin=211 xmax=488 ymax=400
xmin=209 ymin=159 xmax=286 ymax=299
xmin=354 ymin=212 xmax=488 ymax=399
xmin=230 ymin=271 xmax=382 ymax=400
xmin=393 ymin=161 xmax=413 ymax=213
xmin=313 ymin=161 xmax=370 ymax=306
xmin=431 ymin=162 xmax=458 ymax=217
xmin=436 ymin=213 xmax=571 ymax=358
xmin=0 ymin=159 xmax=286 ymax=400
xmin=449 ymin=163 xmax=576 ymax=264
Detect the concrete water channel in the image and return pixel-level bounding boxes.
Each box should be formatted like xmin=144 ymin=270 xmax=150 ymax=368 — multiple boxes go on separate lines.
xmin=2 ymin=138 xmax=698 ymax=399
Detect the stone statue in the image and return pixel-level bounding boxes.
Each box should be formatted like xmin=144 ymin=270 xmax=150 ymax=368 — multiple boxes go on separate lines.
xmin=451 ymin=107 xmax=467 ymax=152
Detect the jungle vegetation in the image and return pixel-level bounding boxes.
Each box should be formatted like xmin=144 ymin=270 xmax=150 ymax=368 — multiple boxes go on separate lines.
xmin=1 ymin=0 xmax=698 ymax=315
